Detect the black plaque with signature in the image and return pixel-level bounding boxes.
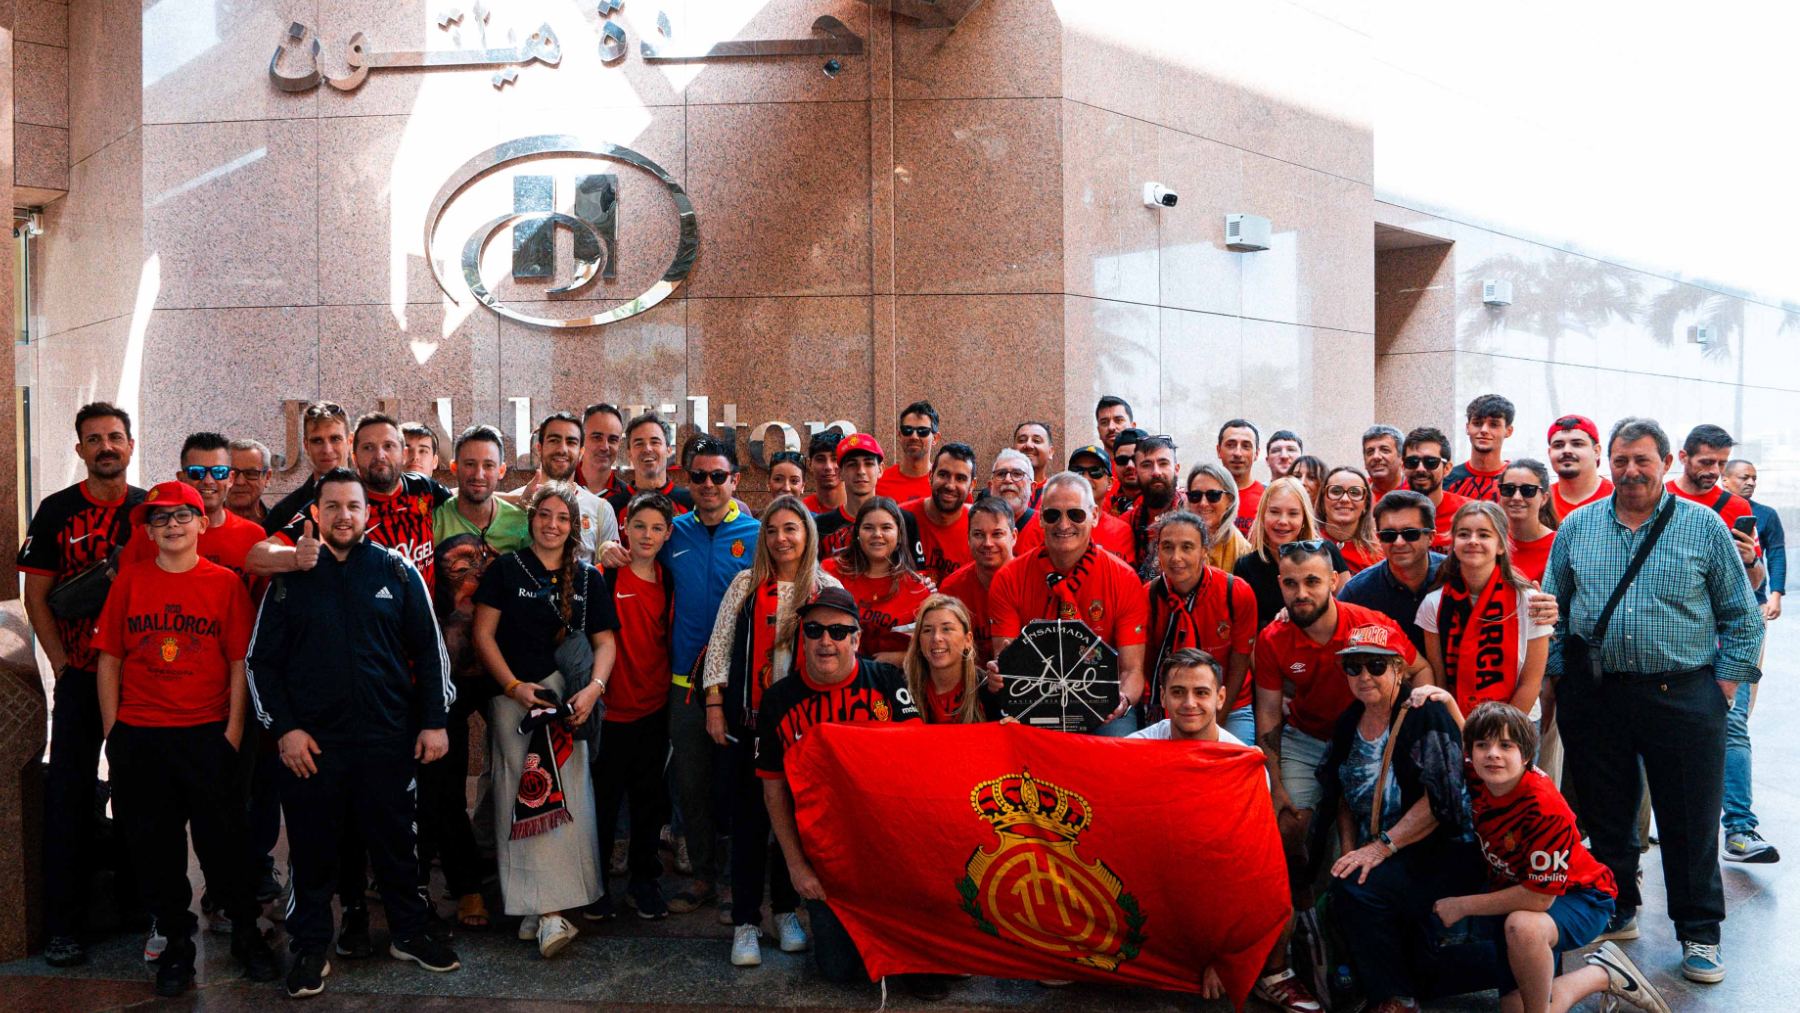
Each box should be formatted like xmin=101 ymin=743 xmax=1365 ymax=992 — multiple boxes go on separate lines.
xmin=996 ymin=619 xmax=1120 ymax=733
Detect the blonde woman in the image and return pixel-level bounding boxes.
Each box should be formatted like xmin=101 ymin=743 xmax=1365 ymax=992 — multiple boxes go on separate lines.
xmin=700 ymin=496 xmax=843 ymax=969
xmin=902 ymin=595 xmax=992 ymax=723
xmin=1233 ymin=476 xmax=1350 ymax=630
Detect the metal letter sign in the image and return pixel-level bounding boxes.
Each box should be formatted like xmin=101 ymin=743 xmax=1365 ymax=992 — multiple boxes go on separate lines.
xmin=996 ymin=620 xmax=1121 ymax=734
xmin=424 ymin=135 xmax=698 ymax=329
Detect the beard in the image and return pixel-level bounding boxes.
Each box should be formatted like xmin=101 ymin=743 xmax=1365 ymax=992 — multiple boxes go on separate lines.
xmin=932 ymin=487 xmax=962 ymax=514
xmin=1142 ymin=478 xmax=1174 ymax=508
xmin=543 ymin=454 xmax=577 ymax=481
xmin=1288 ymin=596 xmax=1328 ymax=628
xmin=363 ymin=461 xmax=399 ymax=493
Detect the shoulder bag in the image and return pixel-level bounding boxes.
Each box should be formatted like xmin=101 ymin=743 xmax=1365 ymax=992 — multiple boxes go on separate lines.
xmin=1560 ymin=496 xmax=1675 ymax=688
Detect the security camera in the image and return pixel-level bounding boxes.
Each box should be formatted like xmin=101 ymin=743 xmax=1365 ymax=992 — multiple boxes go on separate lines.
xmin=1143 ymin=183 xmax=1178 ymax=209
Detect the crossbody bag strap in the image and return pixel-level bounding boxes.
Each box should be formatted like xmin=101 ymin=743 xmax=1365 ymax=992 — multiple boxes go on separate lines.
xmin=1591 ymin=496 xmax=1676 ymax=645
xmin=1370 ymin=703 xmax=1410 ymax=841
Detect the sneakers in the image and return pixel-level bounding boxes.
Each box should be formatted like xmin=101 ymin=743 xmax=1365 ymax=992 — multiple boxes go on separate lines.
xmin=1585 ymin=941 xmax=1672 ymax=1012
xmin=1724 ymin=829 xmax=1780 ymax=864
xmin=628 ymin=881 xmax=669 ymax=920
xmin=1596 ymin=908 xmax=1640 ymax=942
xmin=776 ymin=911 xmax=809 ymax=953
xmin=285 ymin=950 xmax=330 ymax=998
xmin=581 ymin=894 xmax=617 ymax=923
xmin=154 ymin=936 xmax=196 ymax=997
xmin=143 ymin=920 xmax=168 ymax=962
xmin=1680 ymin=941 xmax=1725 ymax=984
xmin=256 ymin=867 xmax=284 ymax=903
xmin=675 ymin=836 xmax=694 ymax=875
xmin=730 ymin=923 xmax=762 ymax=967
xmin=43 ymin=935 xmax=85 ymax=968
xmin=1253 ymin=969 xmax=1324 ymax=1012
xmin=517 ymin=915 xmax=539 ymax=941
xmin=608 ymin=839 xmax=629 ymax=877
xmin=335 ymin=905 xmax=374 ymax=958
xmin=390 ymin=933 xmax=462 ymax=972
xmin=232 ymin=926 xmax=282 ymax=982
xmin=202 ymin=892 xmax=233 ymax=935
xmin=666 ymin=880 xmax=716 ymax=914
xmin=536 ymin=914 xmax=579 ymax=959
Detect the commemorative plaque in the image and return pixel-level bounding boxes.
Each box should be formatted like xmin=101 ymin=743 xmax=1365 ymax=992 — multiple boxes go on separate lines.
xmin=996 ymin=620 xmax=1120 ymax=733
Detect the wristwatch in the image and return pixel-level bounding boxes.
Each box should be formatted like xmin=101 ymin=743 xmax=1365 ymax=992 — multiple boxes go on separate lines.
xmin=1377 ymin=830 xmax=1397 ymax=854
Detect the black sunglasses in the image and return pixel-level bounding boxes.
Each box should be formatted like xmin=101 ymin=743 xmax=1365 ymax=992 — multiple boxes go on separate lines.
xmin=1073 ymin=464 xmax=1109 ymax=480
xmin=1497 ymin=483 xmax=1542 ymax=499
xmin=1341 ymin=658 xmax=1393 ymax=678
xmin=689 ymin=469 xmax=732 ymax=486
xmin=183 ymin=465 xmax=232 ymax=481
xmin=1376 ymin=527 xmax=1429 ymax=544
xmin=1114 ymin=455 xmax=1135 ymax=468
xmin=1402 ymin=455 xmax=1444 ymax=470
xmin=1277 ymin=538 xmax=1329 ymax=558
xmin=1186 ymin=488 xmax=1228 ymax=504
xmin=802 ymin=621 xmax=858 ymax=642
xmin=899 ymin=424 xmax=936 ymax=438
xmin=1040 ymin=507 xmax=1089 ymax=526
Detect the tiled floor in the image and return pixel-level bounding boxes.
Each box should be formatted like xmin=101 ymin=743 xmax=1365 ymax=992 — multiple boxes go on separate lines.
xmin=7 ymin=620 xmax=1797 ymax=1012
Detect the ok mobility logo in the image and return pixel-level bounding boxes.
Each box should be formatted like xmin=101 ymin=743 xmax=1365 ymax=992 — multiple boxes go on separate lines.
xmin=424 ymin=134 xmax=699 ymax=329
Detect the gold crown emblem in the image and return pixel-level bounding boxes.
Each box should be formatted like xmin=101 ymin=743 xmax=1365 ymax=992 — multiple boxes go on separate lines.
xmin=969 ymin=770 xmax=1092 ymax=839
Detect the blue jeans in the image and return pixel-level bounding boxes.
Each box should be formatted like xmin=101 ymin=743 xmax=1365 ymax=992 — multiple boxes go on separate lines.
xmin=1222 ymin=704 xmax=1256 ymax=746
xmin=1095 ymin=708 xmax=1142 ymax=737
xmin=1722 ymin=681 xmax=1757 ymax=833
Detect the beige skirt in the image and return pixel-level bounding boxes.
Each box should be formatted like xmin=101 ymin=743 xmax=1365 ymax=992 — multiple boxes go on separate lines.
xmin=489 ymin=669 xmax=603 ymax=916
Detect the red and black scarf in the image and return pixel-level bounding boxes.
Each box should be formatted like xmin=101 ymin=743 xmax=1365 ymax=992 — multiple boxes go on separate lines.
xmin=1042 ymin=545 xmax=1099 ymax=621
xmin=510 ymin=711 xmax=576 ymax=840
xmin=1438 ymin=567 xmax=1522 ymax=717
xmin=750 ymin=579 xmax=784 ymax=712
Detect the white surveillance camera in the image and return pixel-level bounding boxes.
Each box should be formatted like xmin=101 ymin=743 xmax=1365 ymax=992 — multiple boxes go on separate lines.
xmin=1143 ymin=183 xmax=1178 ymax=209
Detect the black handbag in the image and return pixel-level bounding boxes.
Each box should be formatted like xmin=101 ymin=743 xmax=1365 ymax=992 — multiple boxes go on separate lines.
xmin=46 ymin=509 xmax=131 ymax=620
xmin=1561 ymin=496 xmax=1674 ymax=686
xmin=508 ymin=553 xmax=604 ymax=743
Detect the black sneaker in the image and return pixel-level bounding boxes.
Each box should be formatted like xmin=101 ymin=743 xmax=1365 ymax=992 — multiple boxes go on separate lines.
xmin=334 ymin=905 xmax=373 ymax=958
xmin=285 ymin=950 xmax=330 ymax=998
xmin=233 ymin=925 xmax=282 ymax=982
xmin=581 ymin=894 xmax=618 ymax=922
xmin=628 ymin=881 xmax=669 ymax=920
xmin=1596 ymin=905 xmax=1639 ymax=942
xmin=154 ymin=937 xmax=196 ymax=997
xmin=43 ymin=934 xmax=85 ymax=967
xmin=389 ymin=933 xmax=461 ymax=972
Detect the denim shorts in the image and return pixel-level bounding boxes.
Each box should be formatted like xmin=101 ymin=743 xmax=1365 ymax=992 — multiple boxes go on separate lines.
xmin=1467 ymin=886 xmax=1615 ymax=992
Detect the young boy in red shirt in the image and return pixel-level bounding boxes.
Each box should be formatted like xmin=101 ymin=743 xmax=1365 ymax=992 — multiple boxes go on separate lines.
xmin=94 ymin=482 xmax=279 ymax=995
xmin=1419 ymin=695 xmax=1670 ymax=1013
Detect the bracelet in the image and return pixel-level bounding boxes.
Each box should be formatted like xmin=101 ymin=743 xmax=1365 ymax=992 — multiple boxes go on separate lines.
xmin=502 ymin=678 xmax=522 ymax=696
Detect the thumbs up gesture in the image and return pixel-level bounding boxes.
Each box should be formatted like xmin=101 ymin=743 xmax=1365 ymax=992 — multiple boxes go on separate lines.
xmin=295 ymin=519 xmax=322 ymax=571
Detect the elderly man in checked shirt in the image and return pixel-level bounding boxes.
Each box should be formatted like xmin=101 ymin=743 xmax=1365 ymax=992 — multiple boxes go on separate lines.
xmin=1542 ymin=416 xmax=1764 ymax=989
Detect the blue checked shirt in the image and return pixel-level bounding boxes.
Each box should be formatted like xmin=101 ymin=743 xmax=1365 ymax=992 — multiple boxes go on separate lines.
xmin=1543 ymin=491 xmax=1763 ymax=682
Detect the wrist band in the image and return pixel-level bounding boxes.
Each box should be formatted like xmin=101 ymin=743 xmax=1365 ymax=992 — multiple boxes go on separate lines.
xmin=502 ymin=678 xmax=522 ymax=695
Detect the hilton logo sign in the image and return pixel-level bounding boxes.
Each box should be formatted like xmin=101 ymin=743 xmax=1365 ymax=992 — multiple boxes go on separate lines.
xmin=424 ymin=134 xmax=699 ymax=328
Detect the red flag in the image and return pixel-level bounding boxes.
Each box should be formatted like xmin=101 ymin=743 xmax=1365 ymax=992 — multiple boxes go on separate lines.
xmin=787 ymin=722 xmax=1290 ymax=1006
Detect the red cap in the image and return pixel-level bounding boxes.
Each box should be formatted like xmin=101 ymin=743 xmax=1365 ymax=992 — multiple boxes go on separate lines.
xmin=1337 ymin=623 xmax=1404 ymax=658
xmin=131 ymin=481 xmax=206 ymax=525
xmin=836 ymin=432 xmax=885 ymax=463
xmin=1548 ymin=414 xmax=1600 ymax=446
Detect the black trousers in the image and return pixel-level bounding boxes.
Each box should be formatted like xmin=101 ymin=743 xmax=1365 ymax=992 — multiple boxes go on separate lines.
xmin=1334 ymin=836 xmax=1496 ymax=1001
xmin=728 ymin=735 xmax=796 ymax=926
xmin=595 ymin=708 xmax=672 ymax=890
xmin=44 ymin=668 xmax=105 ymax=937
xmin=279 ymin=742 xmax=429 ymax=954
xmin=1559 ymin=666 xmax=1729 ymax=945
xmin=106 ymin=721 xmax=258 ymax=941
xmin=416 ymin=692 xmax=485 ymax=897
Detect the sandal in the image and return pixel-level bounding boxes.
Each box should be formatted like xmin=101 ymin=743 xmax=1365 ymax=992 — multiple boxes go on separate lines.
xmin=456 ymin=893 xmax=490 ymax=930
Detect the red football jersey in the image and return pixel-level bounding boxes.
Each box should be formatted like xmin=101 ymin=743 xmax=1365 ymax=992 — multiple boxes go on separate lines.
xmin=1469 ymin=767 xmax=1617 ymax=897
xmin=903 ymin=499 xmax=972 ymax=586
xmin=939 ymin=562 xmax=1000 ymax=664
xmin=987 ymin=546 xmax=1148 ymax=648
xmin=607 ymin=565 xmax=672 ymax=723
xmin=92 ymin=559 xmax=252 ymax=727
xmin=1551 ymin=478 xmax=1612 ymax=519
xmin=1253 ymin=601 xmax=1416 ymax=741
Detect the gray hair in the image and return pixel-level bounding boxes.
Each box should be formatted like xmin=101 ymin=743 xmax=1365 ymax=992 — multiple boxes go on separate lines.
xmin=1362 ymin=424 xmax=1404 ymax=449
xmin=1041 ymin=470 xmax=1096 ymax=510
xmin=1608 ymin=417 xmax=1670 ymax=459
xmin=228 ymin=437 xmax=272 ymax=471
xmin=992 ymin=448 xmax=1034 ymax=483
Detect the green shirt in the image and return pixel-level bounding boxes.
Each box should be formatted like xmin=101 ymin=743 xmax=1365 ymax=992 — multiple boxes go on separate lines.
xmin=433 ymin=495 xmax=531 ymax=553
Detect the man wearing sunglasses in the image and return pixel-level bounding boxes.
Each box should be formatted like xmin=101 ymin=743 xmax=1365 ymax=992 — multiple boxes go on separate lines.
xmin=986 ymin=472 xmax=1149 ymax=736
xmin=876 ymin=400 xmax=939 ymax=505
xmin=1107 ymin=427 xmax=1148 ymax=516
xmin=1401 ymin=426 xmax=1468 ymax=550
xmin=758 ymin=587 xmax=921 ymax=985
xmin=122 ymin=432 xmax=267 ymax=584
xmin=1046 ymin=445 xmax=1134 ymax=561
xmin=1339 ymin=490 xmax=1446 ymax=655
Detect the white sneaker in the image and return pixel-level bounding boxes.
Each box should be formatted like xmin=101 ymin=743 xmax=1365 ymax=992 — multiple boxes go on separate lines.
xmin=517 ymin=915 xmax=539 ymax=941
xmin=537 ymin=914 xmax=579 ymax=959
xmin=730 ymin=923 xmax=762 ymax=967
xmin=776 ymin=911 xmax=809 ymax=953
xmin=143 ymin=921 xmax=167 ymax=962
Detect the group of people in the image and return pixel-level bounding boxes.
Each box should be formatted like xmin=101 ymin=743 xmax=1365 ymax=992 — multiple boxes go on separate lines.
xmin=19 ymin=390 xmax=1779 ymax=1012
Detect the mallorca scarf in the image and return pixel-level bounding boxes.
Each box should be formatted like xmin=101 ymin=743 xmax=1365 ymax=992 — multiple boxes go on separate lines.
xmin=750 ymin=578 xmax=784 ymax=713
xmin=1042 ymin=545 xmax=1099 ymax=621
xmin=511 ymin=698 xmax=576 ymax=840
xmin=1145 ymin=576 xmax=1202 ymax=723
xmin=1438 ymin=567 xmax=1523 ymax=718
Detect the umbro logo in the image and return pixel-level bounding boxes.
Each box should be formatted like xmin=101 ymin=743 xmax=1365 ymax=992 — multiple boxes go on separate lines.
xmin=375 ymin=587 xmax=394 ymax=600
xmin=1288 ymin=662 xmax=1307 ymax=673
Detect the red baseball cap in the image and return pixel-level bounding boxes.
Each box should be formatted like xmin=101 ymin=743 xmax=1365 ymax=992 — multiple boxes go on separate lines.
xmin=131 ymin=481 xmax=206 ymax=525
xmin=1337 ymin=624 xmax=1404 ymax=659
xmin=836 ymin=432 xmax=885 ymax=463
xmin=1548 ymin=414 xmax=1600 ymax=446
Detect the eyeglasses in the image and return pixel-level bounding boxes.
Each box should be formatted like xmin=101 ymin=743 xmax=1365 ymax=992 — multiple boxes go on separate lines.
xmin=147 ymin=508 xmax=199 ymax=527
xmin=689 ymin=469 xmax=732 ymax=486
xmin=1040 ymin=508 xmax=1088 ymax=526
xmin=1376 ymin=527 xmax=1429 ymax=544
xmin=183 ymin=465 xmax=231 ymax=481
xmin=992 ymin=468 xmax=1028 ymax=481
xmin=1341 ymin=658 xmax=1393 ymax=678
xmin=1277 ymin=538 xmax=1328 ymax=558
xmin=1073 ymin=464 xmax=1109 ymax=480
xmin=1498 ymin=483 xmax=1542 ymax=499
xmin=899 ymin=424 xmax=936 ymax=438
xmin=1403 ymin=455 xmax=1444 ymax=470
xmin=1186 ymin=488 xmax=1228 ymax=504
xmin=1325 ymin=485 xmax=1368 ymax=501
xmin=1114 ymin=455 xmax=1135 ymax=468
xmin=229 ymin=467 xmax=269 ymax=480
xmin=802 ymin=621 xmax=858 ymax=642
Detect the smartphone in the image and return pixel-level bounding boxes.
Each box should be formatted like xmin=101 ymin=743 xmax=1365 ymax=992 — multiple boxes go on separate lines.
xmin=1733 ymin=515 xmax=1757 ymax=537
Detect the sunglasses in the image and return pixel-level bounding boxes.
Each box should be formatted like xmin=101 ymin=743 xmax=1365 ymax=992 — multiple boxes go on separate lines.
xmin=1341 ymin=658 xmax=1393 ymax=678
xmin=1114 ymin=455 xmax=1135 ymax=468
xmin=899 ymin=424 xmax=936 ymax=438
xmin=1073 ymin=464 xmax=1110 ymax=480
xmin=1376 ymin=527 xmax=1429 ymax=544
xmin=147 ymin=508 xmax=200 ymax=527
xmin=1402 ymin=455 xmax=1445 ymax=470
xmin=1040 ymin=507 xmax=1089 ymax=526
xmin=1325 ymin=485 xmax=1367 ymax=501
xmin=184 ymin=465 xmax=232 ymax=481
xmin=1186 ymin=488 xmax=1228 ymax=504
xmin=689 ymin=469 xmax=732 ymax=486
xmin=802 ymin=621 xmax=858 ymax=642
xmin=1277 ymin=538 xmax=1329 ymax=558
xmin=1498 ymin=483 xmax=1542 ymax=499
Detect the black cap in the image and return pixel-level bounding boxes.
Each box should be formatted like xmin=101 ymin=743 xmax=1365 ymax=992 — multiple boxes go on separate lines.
xmin=1068 ymin=444 xmax=1112 ymax=469
xmin=797 ymin=586 xmax=861 ymax=625
xmin=1114 ymin=427 xmax=1149 ymax=450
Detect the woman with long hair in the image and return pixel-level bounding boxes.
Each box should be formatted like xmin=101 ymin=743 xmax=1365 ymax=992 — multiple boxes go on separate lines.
xmin=1498 ymin=458 xmax=1559 ymax=584
xmin=701 ymin=496 xmax=842 ymax=969
xmin=1187 ymin=462 xmax=1252 ymax=572
xmin=1317 ymin=465 xmax=1383 ymax=573
xmin=822 ymin=496 xmax=935 ymax=664
xmin=1417 ymin=500 xmax=1551 ymax=719
xmin=1234 ymin=477 xmax=1349 ymax=629
xmin=1145 ymin=511 xmax=1259 ymax=744
xmin=472 ymin=482 xmax=617 ymax=958
xmin=1289 ymin=455 xmax=1329 ymax=504
xmin=902 ymin=594 xmax=992 ymax=723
